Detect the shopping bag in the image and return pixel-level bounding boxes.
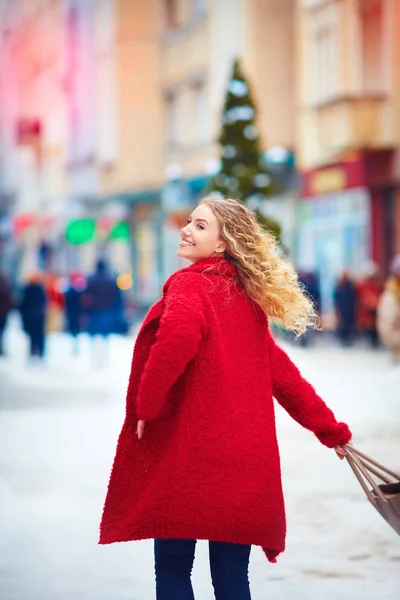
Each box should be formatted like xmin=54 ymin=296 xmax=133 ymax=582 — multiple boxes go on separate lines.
xmin=343 ymin=444 xmax=400 ymax=536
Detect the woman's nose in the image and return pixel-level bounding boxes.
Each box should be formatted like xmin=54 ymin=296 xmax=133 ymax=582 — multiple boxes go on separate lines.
xmin=181 ymin=224 xmax=190 ymax=237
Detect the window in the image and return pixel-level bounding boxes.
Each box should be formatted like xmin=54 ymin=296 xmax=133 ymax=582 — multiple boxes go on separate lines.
xmin=166 ymin=93 xmax=179 ymax=147
xmin=192 ymin=81 xmax=209 ymax=144
xmin=95 ymin=0 xmax=118 ymax=163
xmin=165 ymin=0 xmax=179 ymax=29
xmin=66 ymin=6 xmax=80 ymax=160
xmin=312 ymin=25 xmax=337 ymax=103
xmin=359 ymin=0 xmax=384 ymax=93
xmin=97 ymin=56 xmax=118 ymax=163
xmin=307 ymin=2 xmax=340 ymax=105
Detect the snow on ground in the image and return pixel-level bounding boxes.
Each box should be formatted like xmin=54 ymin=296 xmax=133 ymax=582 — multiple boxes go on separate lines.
xmin=0 ymin=322 xmax=399 ymax=599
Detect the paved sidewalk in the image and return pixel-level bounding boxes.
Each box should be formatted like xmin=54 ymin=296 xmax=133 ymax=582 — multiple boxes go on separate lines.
xmin=0 ymin=324 xmax=399 ymax=599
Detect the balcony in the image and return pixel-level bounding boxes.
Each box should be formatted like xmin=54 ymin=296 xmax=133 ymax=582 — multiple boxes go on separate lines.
xmin=160 ymin=18 xmax=209 ymax=86
xmin=314 ymin=94 xmax=393 ymax=159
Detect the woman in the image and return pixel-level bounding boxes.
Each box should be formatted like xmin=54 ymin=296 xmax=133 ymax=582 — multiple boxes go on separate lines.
xmin=100 ymin=198 xmax=352 ymax=600
xmin=377 ymin=254 xmax=400 ymax=364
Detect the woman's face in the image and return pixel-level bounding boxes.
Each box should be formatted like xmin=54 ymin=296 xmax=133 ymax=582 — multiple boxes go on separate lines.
xmin=177 ymin=204 xmax=226 ymax=263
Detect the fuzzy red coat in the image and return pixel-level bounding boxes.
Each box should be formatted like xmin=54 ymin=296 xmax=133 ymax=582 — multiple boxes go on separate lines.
xmin=99 ymin=257 xmax=352 ymax=562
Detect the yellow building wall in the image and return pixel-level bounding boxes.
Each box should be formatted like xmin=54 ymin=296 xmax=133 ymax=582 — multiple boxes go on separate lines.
xmin=159 ymin=12 xmax=215 ymax=179
xmin=100 ymin=0 xmax=164 ymax=196
xmin=296 ymin=0 xmax=400 ymax=170
xmin=243 ymin=0 xmax=296 ymax=150
xmin=159 ymin=0 xmax=297 ymax=180
xmin=391 ymin=0 xmax=400 ymax=144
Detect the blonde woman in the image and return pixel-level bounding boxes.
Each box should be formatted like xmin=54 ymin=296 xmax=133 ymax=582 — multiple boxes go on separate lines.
xmin=100 ymin=198 xmax=352 ymax=600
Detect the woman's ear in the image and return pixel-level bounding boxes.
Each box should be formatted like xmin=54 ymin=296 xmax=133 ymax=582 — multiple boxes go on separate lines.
xmin=216 ymin=241 xmax=226 ymax=253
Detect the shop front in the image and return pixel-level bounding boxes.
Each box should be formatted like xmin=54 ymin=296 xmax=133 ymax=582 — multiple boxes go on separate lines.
xmin=296 ymin=150 xmax=398 ymax=319
xmin=98 ymin=190 xmax=163 ymax=315
xmin=131 ymin=202 xmax=162 ymax=311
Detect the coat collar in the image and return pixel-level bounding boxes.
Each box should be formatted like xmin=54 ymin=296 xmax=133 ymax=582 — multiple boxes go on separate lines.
xmin=164 ymin=257 xmax=238 ymax=291
xmin=140 ymin=258 xmax=238 ymax=330
xmin=185 ymin=256 xmax=238 ymax=277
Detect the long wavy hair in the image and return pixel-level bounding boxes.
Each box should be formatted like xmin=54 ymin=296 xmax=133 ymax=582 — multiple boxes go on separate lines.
xmin=200 ymin=197 xmax=318 ymax=336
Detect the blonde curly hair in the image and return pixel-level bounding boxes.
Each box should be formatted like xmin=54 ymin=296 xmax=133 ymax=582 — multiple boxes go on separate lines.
xmin=200 ymin=196 xmax=318 ymax=337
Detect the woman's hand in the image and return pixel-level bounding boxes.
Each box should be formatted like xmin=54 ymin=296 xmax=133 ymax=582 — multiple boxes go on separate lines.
xmin=136 ymin=420 xmax=146 ymax=440
xmin=334 ymin=437 xmax=353 ymax=460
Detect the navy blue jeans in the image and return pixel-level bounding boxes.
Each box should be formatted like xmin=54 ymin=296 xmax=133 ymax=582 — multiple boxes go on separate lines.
xmin=154 ymin=538 xmax=252 ymax=600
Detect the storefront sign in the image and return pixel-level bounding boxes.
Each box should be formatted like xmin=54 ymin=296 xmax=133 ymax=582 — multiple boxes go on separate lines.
xmin=109 ymin=221 xmax=130 ymax=241
xmin=65 ymin=218 xmax=96 ymax=245
xmin=310 ymin=168 xmax=347 ymax=195
xmin=12 ymin=213 xmax=37 ymax=236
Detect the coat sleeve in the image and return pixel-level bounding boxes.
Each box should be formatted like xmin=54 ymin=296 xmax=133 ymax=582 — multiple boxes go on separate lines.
xmin=136 ymin=274 xmax=207 ymax=422
xmin=268 ymin=329 xmax=352 ymax=448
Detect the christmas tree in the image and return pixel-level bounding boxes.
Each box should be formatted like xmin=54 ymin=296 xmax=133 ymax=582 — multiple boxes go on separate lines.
xmin=207 ymin=59 xmax=282 ymax=243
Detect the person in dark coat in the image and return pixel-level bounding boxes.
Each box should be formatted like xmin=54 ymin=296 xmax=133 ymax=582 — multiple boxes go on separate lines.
xmin=19 ymin=273 xmax=48 ymax=359
xmin=0 ymin=272 xmax=13 ymax=356
xmin=100 ymin=198 xmax=352 ymax=599
xmin=298 ymin=270 xmax=321 ymax=347
xmin=334 ymin=270 xmax=357 ymax=346
xmin=83 ymin=259 xmax=122 ymax=335
xmin=82 ymin=259 xmax=123 ymax=365
xmin=64 ymin=272 xmax=86 ymax=353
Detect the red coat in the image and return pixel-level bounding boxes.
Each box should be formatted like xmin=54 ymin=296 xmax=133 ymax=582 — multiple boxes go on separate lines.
xmin=99 ymin=257 xmax=351 ymax=562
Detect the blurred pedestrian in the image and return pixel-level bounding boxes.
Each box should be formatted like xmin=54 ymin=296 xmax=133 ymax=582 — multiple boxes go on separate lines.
xmin=82 ymin=259 xmax=123 ymax=366
xmin=377 ymin=254 xmax=400 ymax=364
xmin=19 ymin=273 xmax=48 ymax=359
xmin=356 ymin=262 xmax=383 ymax=348
xmin=298 ymin=270 xmax=321 ymax=347
xmin=100 ymin=198 xmax=352 ymax=600
xmin=334 ymin=270 xmax=357 ymax=346
xmin=64 ymin=272 xmax=86 ymax=353
xmin=44 ymin=273 xmax=64 ymax=333
xmin=0 ymin=272 xmax=13 ymax=356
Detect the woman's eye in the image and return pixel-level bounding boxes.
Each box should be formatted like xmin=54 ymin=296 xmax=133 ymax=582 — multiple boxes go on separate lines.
xmin=186 ymin=218 xmax=191 ymax=224
xmin=197 ymin=224 xmax=204 ymax=230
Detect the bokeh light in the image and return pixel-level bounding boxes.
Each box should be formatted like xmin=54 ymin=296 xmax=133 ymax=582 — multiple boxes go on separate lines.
xmin=116 ymin=273 xmax=133 ymax=291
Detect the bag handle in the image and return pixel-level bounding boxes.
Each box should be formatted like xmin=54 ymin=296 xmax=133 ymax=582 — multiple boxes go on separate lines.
xmin=343 ymin=444 xmax=400 ymax=481
xmin=356 ymin=456 xmax=393 ymax=485
xmin=343 ymin=446 xmax=389 ymax=505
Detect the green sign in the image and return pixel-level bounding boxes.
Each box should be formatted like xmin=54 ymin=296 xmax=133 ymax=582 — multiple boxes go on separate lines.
xmin=109 ymin=220 xmax=130 ymax=241
xmin=65 ymin=218 xmax=96 ymax=245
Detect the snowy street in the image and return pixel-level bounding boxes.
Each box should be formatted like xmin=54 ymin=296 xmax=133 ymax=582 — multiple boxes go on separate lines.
xmin=0 ymin=325 xmax=399 ymax=600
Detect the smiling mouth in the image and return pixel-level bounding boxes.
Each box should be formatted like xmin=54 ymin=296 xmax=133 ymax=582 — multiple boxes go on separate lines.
xmin=180 ymin=240 xmax=195 ymax=247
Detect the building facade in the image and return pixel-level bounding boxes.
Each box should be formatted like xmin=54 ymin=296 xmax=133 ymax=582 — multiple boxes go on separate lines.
xmin=95 ymin=0 xmax=299 ymax=308
xmin=96 ymin=0 xmax=164 ymax=307
xmin=0 ymin=0 xmax=71 ymax=282
xmin=0 ymin=0 xmax=19 ymax=276
xmin=295 ymin=0 xmax=400 ymax=315
xmin=1 ymin=0 xmax=305 ymax=311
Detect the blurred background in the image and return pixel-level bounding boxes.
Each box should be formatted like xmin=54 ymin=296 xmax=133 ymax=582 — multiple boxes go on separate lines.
xmin=0 ymin=0 xmax=399 ymax=347
xmin=0 ymin=3 xmax=400 ymax=599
